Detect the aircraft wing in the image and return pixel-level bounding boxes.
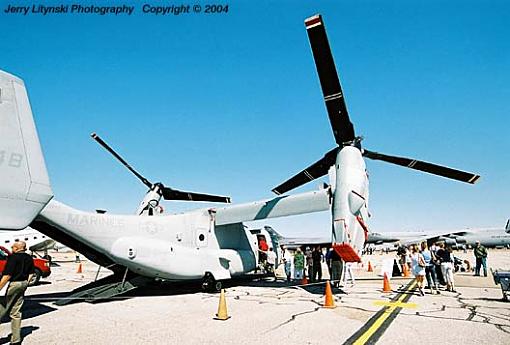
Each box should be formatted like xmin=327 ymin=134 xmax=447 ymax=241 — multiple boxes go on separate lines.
xmin=279 ymin=236 xmax=330 ymax=249
xmin=214 ymin=189 xmax=331 ymax=226
xmin=399 ymin=230 xmax=473 ymax=246
xmin=366 ymin=228 xmax=475 ymax=246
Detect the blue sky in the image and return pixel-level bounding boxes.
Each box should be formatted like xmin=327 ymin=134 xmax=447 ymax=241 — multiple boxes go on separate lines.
xmin=2 ymin=0 xmax=509 ymax=237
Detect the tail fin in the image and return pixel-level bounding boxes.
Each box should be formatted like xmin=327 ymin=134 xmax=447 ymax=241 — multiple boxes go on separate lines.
xmin=0 ymin=70 xmax=53 ymax=229
xmin=505 ymin=219 xmax=510 ymax=233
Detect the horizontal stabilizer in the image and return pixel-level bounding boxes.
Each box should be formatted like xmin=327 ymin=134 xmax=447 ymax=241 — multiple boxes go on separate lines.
xmin=215 ymin=189 xmax=331 ymax=226
xmin=362 ymin=149 xmax=480 ymax=184
xmin=272 ymin=148 xmax=337 ymax=195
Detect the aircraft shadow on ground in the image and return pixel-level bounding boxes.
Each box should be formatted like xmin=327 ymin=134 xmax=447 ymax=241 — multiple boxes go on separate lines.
xmin=123 ymin=277 xmax=305 ymax=298
xmin=15 ymin=293 xmax=62 ymax=319
xmin=25 ymin=276 xmax=346 ymax=306
xmin=99 ymin=279 xmax=343 ymax=300
xmin=1 ymin=295 xmax=58 ymax=323
xmin=46 ymin=278 xmax=212 ymax=304
xmin=25 ymin=280 xmax=433 ymax=306
xmin=227 ymin=277 xmax=347 ymax=296
xmin=0 ymin=326 xmax=39 ymax=345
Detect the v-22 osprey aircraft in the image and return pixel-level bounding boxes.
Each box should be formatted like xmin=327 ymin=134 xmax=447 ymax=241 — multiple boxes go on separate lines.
xmin=0 ymin=14 xmax=479 ymax=302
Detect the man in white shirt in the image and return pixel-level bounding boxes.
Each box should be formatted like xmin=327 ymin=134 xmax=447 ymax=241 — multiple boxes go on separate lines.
xmin=267 ymin=248 xmax=277 ymax=281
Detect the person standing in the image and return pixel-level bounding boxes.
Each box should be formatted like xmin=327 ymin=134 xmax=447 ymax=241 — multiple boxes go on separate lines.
xmin=410 ymin=244 xmax=426 ymax=296
xmin=330 ymin=249 xmax=343 ymax=287
xmin=312 ymin=246 xmax=323 ymax=282
xmin=396 ymin=244 xmax=408 ymax=273
xmin=430 ymin=242 xmax=445 ymax=286
xmin=436 ymin=243 xmax=456 ymax=292
xmin=0 ymin=241 xmax=34 ymax=345
xmin=293 ymin=248 xmax=305 ymax=280
xmin=420 ymin=242 xmax=439 ymax=294
xmin=342 ymin=262 xmax=355 ymax=286
xmin=74 ymin=250 xmax=81 ymax=263
xmin=305 ymin=247 xmax=313 ymax=282
xmin=325 ymin=248 xmax=333 ymax=277
xmin=282 ymin=247 xmax=292 ymax=283
xmin=257 ymin=235 xmax=268 ymax=265
xmin=473 ymin=241 xmax=488 ymax=277
xmin=266 ymin=247 xmax=277 ymax=280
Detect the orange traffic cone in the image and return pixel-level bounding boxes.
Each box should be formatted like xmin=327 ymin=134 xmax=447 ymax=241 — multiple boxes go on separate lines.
xmin=214 ymin=289 xmax=231 ymax=320
xmin=301 ymin=274 xmax=308 ymax=285
xmin=323 ymin=280 xmax=336 ymax=308
xmin=403 ymin=263 xmax=411 ymax=277
xmin=367 ymin=261 xmax=373 ymax=272
xmin=383 ymin=273 xmax=392 ymax=293
xmin=77 ymin=263 xmax=82 ymax=274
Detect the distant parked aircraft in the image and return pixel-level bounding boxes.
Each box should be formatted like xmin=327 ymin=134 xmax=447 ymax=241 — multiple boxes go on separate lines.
xmin=378 ymin=220 xmax=510 ymax=248
xmin=278 ymin=220 xmax=510 ymax=249
xmin=0 ymin=227 xmax=55 ymax=252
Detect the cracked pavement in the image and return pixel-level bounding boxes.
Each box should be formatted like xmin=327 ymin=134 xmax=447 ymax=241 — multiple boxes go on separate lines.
xmin=9 ymin=249 xmax=510 ymax=344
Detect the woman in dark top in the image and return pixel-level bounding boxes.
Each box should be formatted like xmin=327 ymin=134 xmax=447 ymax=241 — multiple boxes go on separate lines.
xmin=436 ymin=243 xmax=456 ymax=292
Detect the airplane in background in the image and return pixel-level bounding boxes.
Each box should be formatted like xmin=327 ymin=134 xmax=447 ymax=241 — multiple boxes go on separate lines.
xmin=398 ymin=219 xmax=510 ymax=248
xmin=278 ymin=229 xmax=430 ymax=249
xmin=278 ymin=220 xmax=510 ymax=250
xmin=0 ymin=227 xmax=55 ymax=252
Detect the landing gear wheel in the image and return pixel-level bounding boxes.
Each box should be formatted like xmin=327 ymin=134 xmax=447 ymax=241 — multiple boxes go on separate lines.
xmin=201 ymin=273 xmax=222 ymax=293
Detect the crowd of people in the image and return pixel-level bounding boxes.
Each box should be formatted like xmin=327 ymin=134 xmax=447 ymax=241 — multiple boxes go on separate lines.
xmin=397 ymin=240 xmax=489 ymax=295
xmin=279 ymin=245 xmax=349 ymax=287
xmin=258 ymin=233 xmax=490 ymax=293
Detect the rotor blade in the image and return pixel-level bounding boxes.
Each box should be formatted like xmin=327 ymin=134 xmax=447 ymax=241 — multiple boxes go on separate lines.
xmin=162 ymin=187 xmax=231 ymax=203
xmin=91 ymin=133 xmax=152 ymax=188
xmin=305 ymin=14 xmax=355 ymax=144
xmin=362 ymin=149 xmax=480 ymax=184
xmin=272 ymin=148 xmax=338 ymax=195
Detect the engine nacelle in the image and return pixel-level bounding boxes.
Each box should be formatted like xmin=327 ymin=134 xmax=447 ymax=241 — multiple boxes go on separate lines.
xmin=453 ymin=236 xmax=467 ymax=244
xmin=440 ymin=237 xmax=457 ymax=246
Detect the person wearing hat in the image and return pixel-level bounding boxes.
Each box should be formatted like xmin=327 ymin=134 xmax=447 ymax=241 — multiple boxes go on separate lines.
xmin=473 ymin=241 xmax=488 ymax=277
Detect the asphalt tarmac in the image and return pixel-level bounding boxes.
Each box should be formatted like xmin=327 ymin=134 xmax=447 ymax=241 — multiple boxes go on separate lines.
xmin=2 ymin=249 xmax=509 ymax=344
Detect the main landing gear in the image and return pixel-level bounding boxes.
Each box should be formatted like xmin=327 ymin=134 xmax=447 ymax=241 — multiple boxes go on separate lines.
xmin=201 ymin=272 xmax=222 ymax=292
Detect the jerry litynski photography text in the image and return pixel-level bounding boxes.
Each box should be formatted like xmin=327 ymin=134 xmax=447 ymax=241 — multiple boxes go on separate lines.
xmin=2 ymin=3 xmax=219 ymax=16
xmin=4 ymin=3 xmax=134 ymax=15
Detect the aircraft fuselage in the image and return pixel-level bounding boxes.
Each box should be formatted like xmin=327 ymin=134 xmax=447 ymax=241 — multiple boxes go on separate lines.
xmin=38 ymin=200 xmax=266 ymax=281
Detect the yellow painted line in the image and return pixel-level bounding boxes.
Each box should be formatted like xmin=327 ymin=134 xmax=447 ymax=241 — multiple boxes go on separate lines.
xmin=373 ymin=300 xmax=418 ymax=309
xmin=352 ymin=281 xmax=417 ymax=345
